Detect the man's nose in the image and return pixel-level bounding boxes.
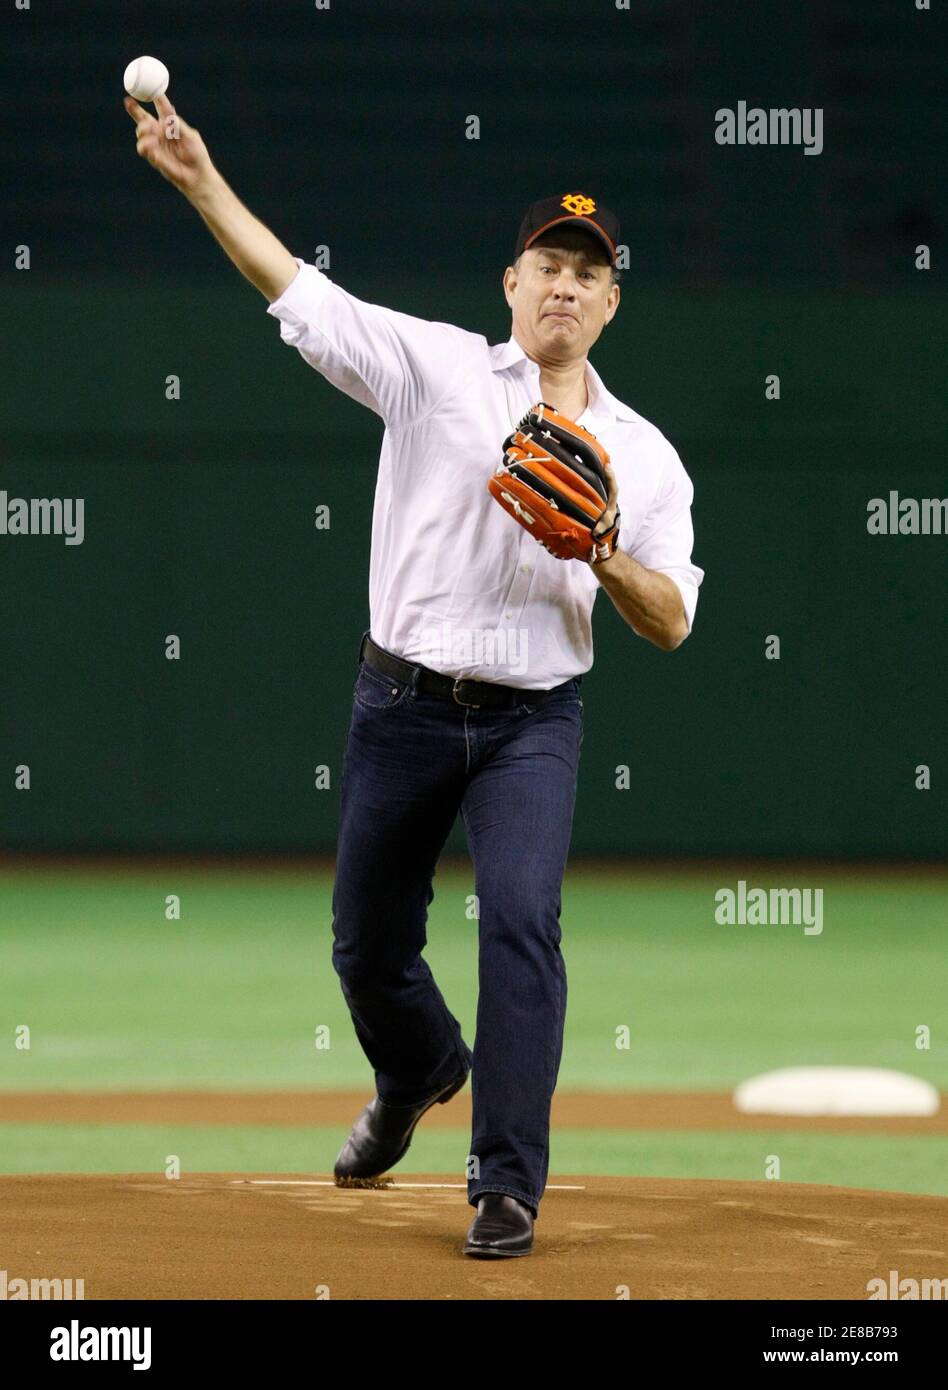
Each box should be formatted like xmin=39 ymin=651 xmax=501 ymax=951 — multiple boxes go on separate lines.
xmin=551 ymin=275 xmax=577 ymax=298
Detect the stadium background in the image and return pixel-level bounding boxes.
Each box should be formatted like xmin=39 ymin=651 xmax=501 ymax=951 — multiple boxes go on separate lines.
xmin=1 ymin=0 xmax=946 ymax=1240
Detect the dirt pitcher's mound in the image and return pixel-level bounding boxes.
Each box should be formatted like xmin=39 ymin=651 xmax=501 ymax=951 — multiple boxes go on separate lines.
xmin=3 ymin=1174 xmax=947 ymax=1300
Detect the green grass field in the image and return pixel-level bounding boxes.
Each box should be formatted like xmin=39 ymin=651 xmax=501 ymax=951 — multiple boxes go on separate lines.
xmin=1 ymin=863 xmax=945 ymax=1194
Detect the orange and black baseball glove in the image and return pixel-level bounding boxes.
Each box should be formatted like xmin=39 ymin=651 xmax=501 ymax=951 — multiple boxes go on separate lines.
xmin=488 ymin=402 xmax=621 ymax=564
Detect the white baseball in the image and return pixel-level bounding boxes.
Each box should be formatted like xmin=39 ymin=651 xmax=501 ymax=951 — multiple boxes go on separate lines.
xmin=123 ymin=56 xmax=170 ymax=103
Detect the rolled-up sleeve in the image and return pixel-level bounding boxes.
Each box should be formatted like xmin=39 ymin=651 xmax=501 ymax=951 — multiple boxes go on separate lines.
xmin=626 ymin=445 xmax=704 ymax=632
xmin=266 ymin=258 xmax=464 ymax=427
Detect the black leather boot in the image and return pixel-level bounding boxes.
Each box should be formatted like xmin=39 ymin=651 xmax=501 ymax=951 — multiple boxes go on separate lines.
xmin=463 ymin=1193 xmax=535 ymax=1257
xmin=333 ymin=1071 xmax=469 ymax=1182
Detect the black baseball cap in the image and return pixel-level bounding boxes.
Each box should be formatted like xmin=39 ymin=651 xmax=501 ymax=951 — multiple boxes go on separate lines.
xmin=514 ymin=193 xmax=620 ymax=266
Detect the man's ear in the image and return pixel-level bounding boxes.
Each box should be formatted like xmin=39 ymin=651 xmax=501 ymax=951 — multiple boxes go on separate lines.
xmin=603 ymin=282 xmax=620 ymax=325
xmin=502 ymin=264 xmax=518 ymax=309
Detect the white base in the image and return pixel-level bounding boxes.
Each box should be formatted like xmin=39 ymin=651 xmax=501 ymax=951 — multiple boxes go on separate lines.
xmin=733 ymin=1066 xmax=940 ymax=1117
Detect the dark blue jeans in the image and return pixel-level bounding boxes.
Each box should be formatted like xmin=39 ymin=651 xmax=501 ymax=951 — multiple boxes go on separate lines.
xmin=330 ymin=635 xmax=584 ymax=1219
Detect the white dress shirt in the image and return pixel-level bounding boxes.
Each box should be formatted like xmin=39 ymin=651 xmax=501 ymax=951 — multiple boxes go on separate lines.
xmin=267 ymin=258 xmax=704 ymax=690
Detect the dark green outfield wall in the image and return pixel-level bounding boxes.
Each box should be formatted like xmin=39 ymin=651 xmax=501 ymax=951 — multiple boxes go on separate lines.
xmin=2 ymin=0 xmax=943 ymax=855
xmin=1 ymin=279 xmax=944 ymax=856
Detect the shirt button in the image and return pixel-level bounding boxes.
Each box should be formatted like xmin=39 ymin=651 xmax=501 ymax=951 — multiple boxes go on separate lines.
xmin=520 ymin=564 xmax=532 ymax=574
xmin=505 ymin=610 xmax=513 ymax=619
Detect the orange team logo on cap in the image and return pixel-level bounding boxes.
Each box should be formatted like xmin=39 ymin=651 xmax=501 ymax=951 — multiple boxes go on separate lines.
xmin=560 ymin=193 xmax=596 ymax=216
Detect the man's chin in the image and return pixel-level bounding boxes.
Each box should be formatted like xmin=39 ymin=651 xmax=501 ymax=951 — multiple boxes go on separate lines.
xmin=538 ymin=321 xmax=586 ymax=357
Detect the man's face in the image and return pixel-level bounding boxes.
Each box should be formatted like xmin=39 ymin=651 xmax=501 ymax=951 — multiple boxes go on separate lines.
xmin=503 ymin=231 xmax=620 ymax=363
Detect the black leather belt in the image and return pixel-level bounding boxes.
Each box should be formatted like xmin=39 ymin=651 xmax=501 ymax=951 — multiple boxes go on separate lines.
xmin=359 ymin=632 xmax=579 ymax=710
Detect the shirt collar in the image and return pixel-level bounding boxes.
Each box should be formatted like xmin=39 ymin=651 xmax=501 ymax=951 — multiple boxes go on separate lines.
xmin=489 ymin=335 xmax=637 ymax=424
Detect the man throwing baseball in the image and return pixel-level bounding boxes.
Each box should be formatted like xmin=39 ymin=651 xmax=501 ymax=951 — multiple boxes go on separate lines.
xmin=126 ymin=91 xmax=703 ymax=1259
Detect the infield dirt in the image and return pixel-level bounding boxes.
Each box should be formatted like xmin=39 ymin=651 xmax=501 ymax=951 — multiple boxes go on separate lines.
xmin=3 ymin=1171 xmax=947 ymax=1300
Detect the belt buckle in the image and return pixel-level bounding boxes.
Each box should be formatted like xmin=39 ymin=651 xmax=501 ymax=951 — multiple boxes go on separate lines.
xmin=452 ymin=678 xmax=481 ymax=708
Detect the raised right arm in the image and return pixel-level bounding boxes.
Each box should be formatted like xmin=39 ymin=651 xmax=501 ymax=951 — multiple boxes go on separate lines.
xmin=125 ymin=92 xmax=464 ymax=424
xmin=124 ymin=92 xmax=298 ymax=303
